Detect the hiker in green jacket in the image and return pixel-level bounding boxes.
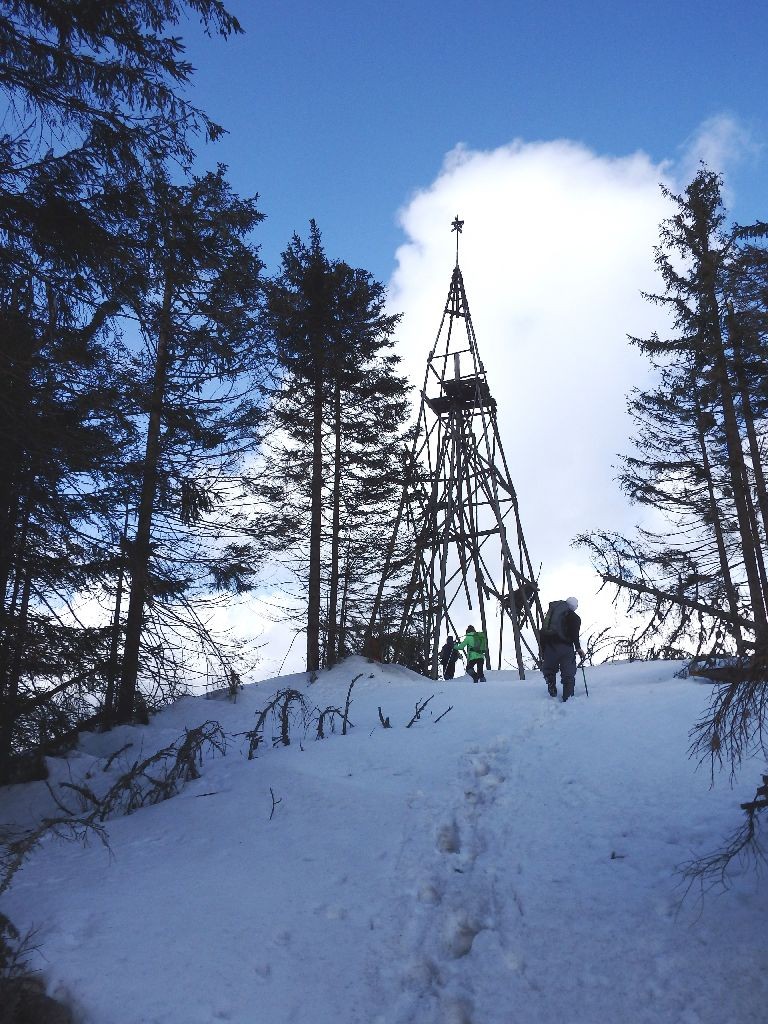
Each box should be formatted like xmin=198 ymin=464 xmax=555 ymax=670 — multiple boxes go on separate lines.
xmin=455 ymin=626 xmax=487 ymax=683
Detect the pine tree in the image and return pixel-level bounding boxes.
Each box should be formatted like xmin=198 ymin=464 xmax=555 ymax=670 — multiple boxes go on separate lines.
xmin=578 ymin=168 xmax=768 ymax=659
xmin=0 ymin=0 xmax=249 ymax=772
xmin=0 ymin=183 xmax=142 ymax=779
xmin=322 ymin=270 xmax=409 ymax=667
xmin=261 ymin=223 xmax=409 ymax=674
xmin=0 ymin=1 xmax=240 ymax=179
xmin=114 ymin=168 xmax=266 ymax=723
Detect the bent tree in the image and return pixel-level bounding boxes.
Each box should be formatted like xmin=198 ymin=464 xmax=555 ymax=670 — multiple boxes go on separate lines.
xmin=115 ymin=169 xmax=265 ymax=723
xmin=578 ymin=168 xmax=768 ymax=660
xmin=578 ymin=168 xmax=768 ymax=879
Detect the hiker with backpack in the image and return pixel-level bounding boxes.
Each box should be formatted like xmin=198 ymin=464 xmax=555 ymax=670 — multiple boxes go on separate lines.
xmin=454 ymin=626 xmax=487 ymax=683
xmin=539 ymin=597 xmax=585 ymax=702
xmin=439 ymin=635 xmax=462 ymax=679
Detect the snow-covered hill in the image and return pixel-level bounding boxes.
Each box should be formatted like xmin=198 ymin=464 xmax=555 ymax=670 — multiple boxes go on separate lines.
xmin=2 ymin=658 xmax=766 ymax=1024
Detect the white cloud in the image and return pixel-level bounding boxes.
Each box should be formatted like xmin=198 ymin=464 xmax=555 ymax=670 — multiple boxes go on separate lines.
xmin=387 ymin=137 xmax=678 ymax=648
xmin=677 ymin=114 xmax=760 ymax=189
xmin=256 ymin=124 xmax=756 ymax=677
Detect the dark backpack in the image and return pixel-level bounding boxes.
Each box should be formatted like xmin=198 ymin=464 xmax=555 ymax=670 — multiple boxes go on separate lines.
xmin=541 ymin=600 xmax=570 ymax=643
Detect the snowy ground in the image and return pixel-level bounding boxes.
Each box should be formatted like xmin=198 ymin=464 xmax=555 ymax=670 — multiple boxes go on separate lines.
xmin=1 ymin=657 xmax=767 ymax=1024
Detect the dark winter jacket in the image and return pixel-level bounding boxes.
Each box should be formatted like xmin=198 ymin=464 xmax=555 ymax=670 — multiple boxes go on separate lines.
xmin=560 ymin=609 xmax=581 ymax=649
xmin=541 ymin=608 xmax=582 ymax=650
xmin=439 ymin=641 xmax=458 ymax=668
xmin=564 ymin=609 xmax=582 ymax=649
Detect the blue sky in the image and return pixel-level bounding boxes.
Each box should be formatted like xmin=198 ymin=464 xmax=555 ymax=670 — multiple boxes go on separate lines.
xmin=184 ymin=1 xmax=768 ymax=281
xmin=180 ymin=2 xmax=768 ymax=672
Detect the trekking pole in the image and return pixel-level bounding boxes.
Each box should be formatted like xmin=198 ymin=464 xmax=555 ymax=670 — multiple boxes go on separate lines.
xmin=579 ymin=660 xmax=589 ymax=697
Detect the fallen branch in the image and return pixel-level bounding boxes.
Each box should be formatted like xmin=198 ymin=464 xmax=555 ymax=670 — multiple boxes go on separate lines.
xmin=679 ymin=774 xmax=768 ymax=895
xmin=1 ymin=816 xmax=110 ymax=899
xmin=102 ymin=743 xmax=133 ymax=773
xmin=246 ymin=689 xmax=310 ymax=756
xmin=1 ymin=719 xmax=232 ymax=899
xmin=316 ymin=706 xmax=343 ymax=739
xmin=342 ymin=675 xmax=361 ymax=736
xmin=741 ymin=774 xmax=768 ymax=816
xmin=56 ymin=721 xmax=227 ymax=821
xmin=434 ymin=705 xmax=453 ymax=724
xmin=269 ymin=787 xmax=282 ymax=821
xmin=406 ymin=695 xmax=434 ymax=728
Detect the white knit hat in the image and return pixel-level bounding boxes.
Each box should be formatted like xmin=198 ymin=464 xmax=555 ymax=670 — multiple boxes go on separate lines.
xmin=566 ymin=596 xmax=579 ymax=610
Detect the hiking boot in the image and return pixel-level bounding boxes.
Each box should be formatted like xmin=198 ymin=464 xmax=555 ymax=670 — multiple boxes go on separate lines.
xmin=547 ymin=682 xmax=557 ymax=697
xmin=562 ymin=694 xmax=569 ymax=703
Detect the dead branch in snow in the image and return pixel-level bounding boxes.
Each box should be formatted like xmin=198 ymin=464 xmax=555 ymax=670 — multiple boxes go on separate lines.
xmin=406 ymin=695 xmax=434 ymax=728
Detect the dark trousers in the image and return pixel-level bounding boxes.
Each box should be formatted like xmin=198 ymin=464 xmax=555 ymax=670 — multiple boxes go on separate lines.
xmin=541 ymin=642 xmax=576 ymax=697
xmin=442 ymin=652 xmax=458 ymax=679
xmin=467 ymin=657 xmax=486 ymax=682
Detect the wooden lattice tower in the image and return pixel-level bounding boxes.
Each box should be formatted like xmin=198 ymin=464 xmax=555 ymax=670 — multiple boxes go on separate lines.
xmin=368 ymin=217 xmax=544 ymax=679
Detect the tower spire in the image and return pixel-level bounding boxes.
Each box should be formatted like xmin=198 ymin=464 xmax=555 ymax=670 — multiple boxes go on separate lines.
xmin=451 ymin=214 xmax=464 ymax=266
xmin=366 ymin=234 xmax=543 ymax=679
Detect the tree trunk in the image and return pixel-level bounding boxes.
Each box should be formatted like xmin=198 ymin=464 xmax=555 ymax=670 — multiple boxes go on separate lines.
xmin=306 ymin=362 xmax=324 ymax=676
xmin=0 ymin=561 xmax=31 ymax=782
xmin=699 ymin=247 xmax=768 ymax=648
xmin=326 ymin=382 xmax=342 ymax=668
xmin=692 ymin=387 xmax=746 ymax=653
xmin=338 ymin=530 xmax=353 ymax=661
xmin=0 ymin=492 xmax=29 ymax=696
xmin=743 ymin=461 xmax=768 ymax=604
xmin=0 ymin=303 xmax=31 ymax=652
xmin=0 ymin=460 xmax=23 ymax=627
xmin=103 ymin=509 xmax=129 ymax=728
xmin=729 ymin=304 xmax=768 ymax=548
xmin=115 ymin=280 xmax=173 ymax=722
xmin=709 ymin=333 xmax=768 ymax=645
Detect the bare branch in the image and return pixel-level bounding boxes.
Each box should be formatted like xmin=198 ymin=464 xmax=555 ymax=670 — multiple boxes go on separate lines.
xmin=268 ymin=787 xmax=282 ymax=821
xmin=406 ymin=695 xmax=434 ymax=728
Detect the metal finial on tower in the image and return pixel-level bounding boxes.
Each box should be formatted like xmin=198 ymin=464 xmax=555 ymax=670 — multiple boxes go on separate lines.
xmin=451 ymin=214 xmax=464 ymax=265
